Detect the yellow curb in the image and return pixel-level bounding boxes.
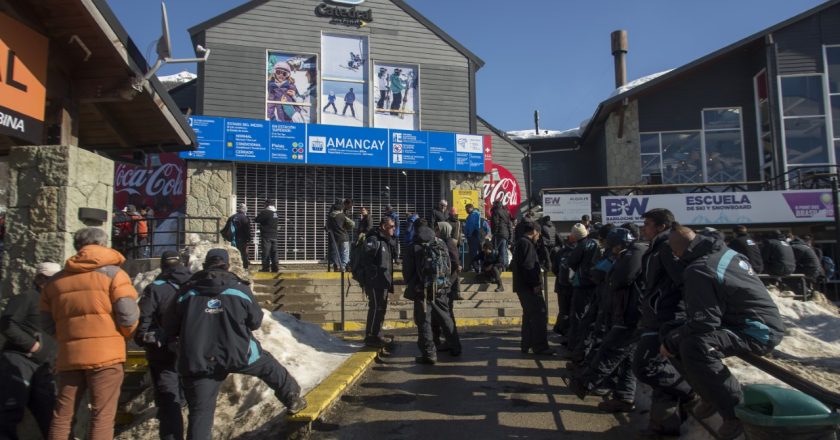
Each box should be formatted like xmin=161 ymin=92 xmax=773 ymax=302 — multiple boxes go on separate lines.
xmin=251 ymin=271 xmax=516 ymax=280
xmin=319 ymin=316 xmax=557 ymax=332
xmin=287 ymin=346 xmax=379 ymax=423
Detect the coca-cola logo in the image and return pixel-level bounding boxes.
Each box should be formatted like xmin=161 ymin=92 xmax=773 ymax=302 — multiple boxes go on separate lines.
xmin=116 ymin=163 xmax=184 ymax=198
xmin=484 ymin=164 xmax=520 ymax=218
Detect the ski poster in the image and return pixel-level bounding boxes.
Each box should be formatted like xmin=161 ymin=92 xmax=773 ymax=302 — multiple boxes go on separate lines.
xmin=373 ymin=63 xmax=419 ymax=130
xmin=266 ymin=52 xmax=318 ymax=124
xmin=321 ymin=34 xmax=368 ymax=127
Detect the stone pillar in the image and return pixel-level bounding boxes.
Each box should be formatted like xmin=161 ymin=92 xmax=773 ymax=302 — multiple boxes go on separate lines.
xmin=185 ymin=160 xmax=234 ymax=236
xmin=605 ymin=100 xmax=642 ymax=186
xmin=1 ymin=145 xmax=114 ymax=295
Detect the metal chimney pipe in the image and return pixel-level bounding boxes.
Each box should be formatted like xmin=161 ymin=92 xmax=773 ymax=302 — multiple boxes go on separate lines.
xmin=534 ymin=110 xmax=540 ymax=135
xmin=611 ymin=30 xmax=628 ymax=88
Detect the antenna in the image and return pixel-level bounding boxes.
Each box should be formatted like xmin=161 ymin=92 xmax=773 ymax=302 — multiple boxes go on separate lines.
xmin=133 ymin=1 xmax=210 ymax=91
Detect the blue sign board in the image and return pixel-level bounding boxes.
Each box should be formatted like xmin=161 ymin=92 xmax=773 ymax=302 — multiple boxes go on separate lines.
xmin=181 ymin=115 xmax=486 ymax=173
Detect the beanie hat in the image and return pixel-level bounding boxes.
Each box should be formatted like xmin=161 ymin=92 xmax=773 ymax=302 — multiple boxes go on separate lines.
xmin=161 ymin=250 xmax=180 ymax=265
xmin=205 ymin=248 xmax=230 ymax=265
xmin=570 ymin=223 xmax=589 ymax=240
xmin=36 ymin=262 xmax=62 ymax=277
xmin=273 ymin=61 xmax=291 ymax=73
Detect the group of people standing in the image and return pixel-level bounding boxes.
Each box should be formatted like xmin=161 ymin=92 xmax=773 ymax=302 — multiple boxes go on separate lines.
xmin=1 ymin=227 xmax=305 ymax=440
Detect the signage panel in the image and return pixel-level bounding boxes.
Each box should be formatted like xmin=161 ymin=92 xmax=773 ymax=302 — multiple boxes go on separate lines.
xmin=180 ymin=115 xmax=486 ymax=173
xmin=0 ymin=12 xmax=48 ymax=144
xmin=600 ymin=190 xmax=835 ymax=225
xmin=543 ymin=194 xmax=591 ymax=222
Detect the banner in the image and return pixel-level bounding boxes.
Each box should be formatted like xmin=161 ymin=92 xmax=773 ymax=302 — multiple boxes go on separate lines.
xmin=266 ymin=52 xmax=318 ymax=124
xmin=373 ymin=63 xmax=418 ymax=130
xmin=181 ymin=115 xmax=488 ymax=173
xmin=453 ymin=189 xmax=479 ymax=217
xmin=483 ymin=164 xmax=520 ymax=218
xmin=601 ymin=190 xmax=835 ymax=225
xmin=543 ymin=193 xmax=590 ymax=221
xmin=0 ymin=13 xmax=48 ymax=144
xmin=321 ymin=34 xmax=368 ymax=127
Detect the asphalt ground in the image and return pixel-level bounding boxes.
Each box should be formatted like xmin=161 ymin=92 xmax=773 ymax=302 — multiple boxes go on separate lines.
xmin=309 ymin=326 xmax=644 ymax=439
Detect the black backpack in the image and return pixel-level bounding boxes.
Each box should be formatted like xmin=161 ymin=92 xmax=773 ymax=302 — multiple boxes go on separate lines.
xmin=351 ymin=234 xmax=381 ymax=288
xmin=220 ymin=216 xmax=234 ymax=242
xmin=419 ymin=238 xmax=452 ymax=295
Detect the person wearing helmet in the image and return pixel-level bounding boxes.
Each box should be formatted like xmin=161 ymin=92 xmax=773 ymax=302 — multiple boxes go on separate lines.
xmin=267 ymin=61 xmax=299 ymax=122
xmin=567 ymin=227 xmax=647 ymax=413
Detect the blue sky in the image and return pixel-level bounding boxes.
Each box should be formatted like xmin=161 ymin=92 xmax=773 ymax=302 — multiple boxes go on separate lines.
xmin=109 ymin=0 xmax=826 ymax=132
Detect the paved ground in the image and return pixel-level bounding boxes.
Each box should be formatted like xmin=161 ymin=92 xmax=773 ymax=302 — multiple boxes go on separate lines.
xmin=310 ymin=327 xmax=644 ymax=439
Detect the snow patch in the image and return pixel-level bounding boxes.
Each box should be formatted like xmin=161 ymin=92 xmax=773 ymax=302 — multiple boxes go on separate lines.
xmin=610 ymin=69 xmax=674 ymax=97
xmin=507 ymin=127 xmax=580 ymax=140
xmin=157 ymin=70 xmax=197 ymax=84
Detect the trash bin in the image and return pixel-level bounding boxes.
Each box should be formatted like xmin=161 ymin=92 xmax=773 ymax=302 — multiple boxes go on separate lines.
xmin=735 ymin=384 xmax=840 ymax=440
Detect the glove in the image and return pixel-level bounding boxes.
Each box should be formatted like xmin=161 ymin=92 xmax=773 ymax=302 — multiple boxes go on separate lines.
xmin=143 ymin=331 xmax=162 ymax=348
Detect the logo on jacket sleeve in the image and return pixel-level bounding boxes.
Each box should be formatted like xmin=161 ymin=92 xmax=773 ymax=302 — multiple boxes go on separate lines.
xmin=205 ymin=299 xmax=223 ymax=314
xmin=738 ymin=259 xmax=755 ymax=276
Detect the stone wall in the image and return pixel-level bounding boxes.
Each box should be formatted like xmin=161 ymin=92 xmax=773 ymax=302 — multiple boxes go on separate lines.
xmin=0 ymin=157 xmax=8 ymax=213
xmin=186 ymin=161 xmax=234 ymax=235
xmin=1 ymin=145 xmax=114 ymax=295
xmin=605 ymin=100 xmax=642 ymax=186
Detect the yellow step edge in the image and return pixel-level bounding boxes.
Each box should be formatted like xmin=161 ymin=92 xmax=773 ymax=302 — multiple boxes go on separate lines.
xmin=286 ymin=347 xmax=379 ymax=423
xmin=251 ymin=271 xmax=517 ymax=281
xmin=319 ymin=316 xmax=557 ymax=332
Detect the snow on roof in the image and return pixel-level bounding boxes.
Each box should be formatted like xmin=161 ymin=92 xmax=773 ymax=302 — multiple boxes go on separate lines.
xmin=157 ymin=70 xmax=197 ymax=84
xmin=507 ymin=127 xmax=580 ymax=140
xmin=610 ymin=69 xmax=674 ymax=98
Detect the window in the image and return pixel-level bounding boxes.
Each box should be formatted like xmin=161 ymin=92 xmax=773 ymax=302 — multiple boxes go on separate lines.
xmin=779 ymin=74 xmax=830 ymax=167
xmin=826 ymin=46 xmax=840 ymax=166
xmin=640 ymin=131 xmax=703 ymax=184
xmin=640 ymin=133 xmax=661 ymax=182
xmin=321 ymin=34 xmax=369 ymax=127
xmin=703 ymin=108 xmax=744 ymax=182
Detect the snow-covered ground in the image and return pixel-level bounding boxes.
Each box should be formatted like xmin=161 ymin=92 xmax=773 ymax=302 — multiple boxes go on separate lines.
xmin=320 ymin=95 xmax=364 ymax=127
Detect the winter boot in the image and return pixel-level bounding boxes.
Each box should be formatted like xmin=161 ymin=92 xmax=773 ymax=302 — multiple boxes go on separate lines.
xmin=494 ymin=284 xmax=504 ymax=292
xmin=286 ymin=395 xmax=308 ymax=415
xmin=414 ymin=355 xmax=436 ymax=365
xmin=597 ymin=398 xmax=635 ymax=413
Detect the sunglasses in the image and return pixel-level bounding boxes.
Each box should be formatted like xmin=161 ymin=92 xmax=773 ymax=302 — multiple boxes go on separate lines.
xmin=275 ymin=69 xmax=290 ymax=76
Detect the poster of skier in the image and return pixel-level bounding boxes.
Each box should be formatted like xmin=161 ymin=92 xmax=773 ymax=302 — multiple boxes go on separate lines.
xmin=265 ymin=52 xmax=318 ymax=123
xmin=321 ymin=80 xmax=367 ymax=127
xmin=321 ymin=34 xmax=367 ymax=82
xmin=373 ymin=63 xmax=419 ymax=130
xmin=321 ymin=34 xmax=368 ymax=127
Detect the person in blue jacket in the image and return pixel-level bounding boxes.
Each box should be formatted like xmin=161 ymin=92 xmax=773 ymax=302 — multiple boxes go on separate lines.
xmin=342 ymin=88 xmax=356 ymax=118
xmin=165 ymin=249 xmax=306 ymax=439
xmin=464 ymin=204 xmax=481 ymax=269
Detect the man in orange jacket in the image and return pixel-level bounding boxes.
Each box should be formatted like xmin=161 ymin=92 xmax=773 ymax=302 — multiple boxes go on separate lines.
xmin=39 ymin=227 xmax=139 ymax=440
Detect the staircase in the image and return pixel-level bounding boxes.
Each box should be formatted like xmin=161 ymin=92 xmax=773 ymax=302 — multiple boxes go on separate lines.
xmin=251 ymin=270 xmax=559 ymax=329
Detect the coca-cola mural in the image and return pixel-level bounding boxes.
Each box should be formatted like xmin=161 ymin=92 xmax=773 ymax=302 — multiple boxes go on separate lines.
xmin=114 ymin=153 xmax=187 ymax=256
xmin=483 ymin=163 xmax=521 ymax=218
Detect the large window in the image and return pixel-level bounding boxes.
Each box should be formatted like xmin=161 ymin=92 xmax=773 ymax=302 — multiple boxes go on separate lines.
xmin=826 ymin=46 xmax=840 ymax=164
xmin=703 ymin=108 xmax=744 ymax=182
xmin=779 ymin=74 xmax=829 ymax=166
xmin=321 ymin=34 xmax=369 ymax=127
xmin=640 ymin=108 xmax=744 ymax=184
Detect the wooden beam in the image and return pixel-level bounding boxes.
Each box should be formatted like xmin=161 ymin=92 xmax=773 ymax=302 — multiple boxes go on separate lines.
xmin=90 ymin=103 xmax=130 ymax=148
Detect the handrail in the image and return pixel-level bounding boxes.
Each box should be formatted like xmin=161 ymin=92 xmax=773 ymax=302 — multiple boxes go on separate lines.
xmin=540 ymin=181 xmax=763 ymax=197
xmin=763 ymin=165 xmax=840 ymax=190
xmin=113 ymin=215 xmax=221 ymax=258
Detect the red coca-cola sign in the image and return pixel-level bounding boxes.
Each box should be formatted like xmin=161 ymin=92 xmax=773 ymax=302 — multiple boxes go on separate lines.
xmin=483 ymin=163 xmax=520 ymax=218
xmin=114 ymin=153 xmax=186 ymax=218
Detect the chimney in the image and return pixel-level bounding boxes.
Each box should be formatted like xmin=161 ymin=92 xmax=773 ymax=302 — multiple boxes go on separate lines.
xmin=611 ymin=30 xmax=628 ymax=88
xmin=534 ymin=110 xmax=540 ymax=135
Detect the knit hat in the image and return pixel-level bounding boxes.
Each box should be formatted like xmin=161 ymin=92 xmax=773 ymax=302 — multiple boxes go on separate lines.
xmin=570 ymin=223 xmax=589 ymax=240
xmin=205 ymin=248 xmax=230 ymax=265
xmin=36 ymin=262 xmax=61 ymax=277
xmin=161 ymin=251 xmax=180 ymax=265
xmin=273 ymin=61 xmax=291 ymax=73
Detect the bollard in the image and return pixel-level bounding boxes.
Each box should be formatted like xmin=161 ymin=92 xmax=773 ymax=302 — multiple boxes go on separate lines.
xmin=340 ymin=269 xmax=346 ymax=331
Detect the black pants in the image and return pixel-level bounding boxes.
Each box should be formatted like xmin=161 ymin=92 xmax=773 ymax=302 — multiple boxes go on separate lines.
xmin=567 ymin=286 xmax=595 ymax=351
xmin=182 ymin=352 xmax=300 ymax=440
xmin=365 ymin=287 xmax=389 ymax=338
xmin=0 ymin=351 xmax=55 ymax=440
xmin=342 ymin=102 xmax=356 ymax=117
xmin=323 ymin=102 xmax=337 ymax=113
xmin=414 ymin=293 xmax=460 ymax=358
xmin=673 ymin=329 xmax=768 ymax=420
xmin=515 ymin=289 xmax=549 ymax=353
xmin=480 ymin=266 xmax=502 ymax=285
xmin=390 ymin=92 xmax=403 ymax=115
xmin=553 ymin=285 xmax=573 ymax=334
xmin=578 ymin=326 xmax=638 ymax=402
xmin=377 ymin=90 xmax=388 ymax=109
xmin=632 ymin=331 xmax=694 ymax=433
xmin=149 ymin=358 xmax=184 ymax=440
xmin=235 ymin=242 xmax=250 ymax=269
xmin=261 ymin=237 xmax=278 ymax=271
xmin=432 ymin=279 xmax=461 ymax=345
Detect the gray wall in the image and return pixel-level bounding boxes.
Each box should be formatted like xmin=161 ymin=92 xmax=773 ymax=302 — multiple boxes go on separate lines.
xmin=477 ymin=118 xmax=527 ymax=208
xmin=197 ymin=0 xmax=472 ymax=133
xmin=775 ymin=4 xmax=840 ymax=75
xmin=637 ymin=44 xmax=766 ymax=181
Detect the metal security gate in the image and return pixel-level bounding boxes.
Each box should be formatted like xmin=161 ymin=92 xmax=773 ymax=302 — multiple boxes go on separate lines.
xmin=235 ymin=164 xmax=442 ymax=262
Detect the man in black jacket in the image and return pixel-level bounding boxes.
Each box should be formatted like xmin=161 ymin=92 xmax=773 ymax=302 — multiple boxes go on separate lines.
xmin=789 ymin=236 xmax=823 ymax=281
xmin=430 ymin=199 xmax=448 ymax=229
xmin=227 ymin=204 xmax=252 ymax=269
xmin=403 ymin=224 xmax=461 ymax=364
xmin=664 ymin=227 xmax=784 ymax=440
xmin=568 ymin=228 xmax=646 ymax=413
xmin=134 ymin=251 xmax=191 ymax=440
xmin=761 ymin=231 xmax=796 ymax=277
xmin=256 ymin=201 xmax=279 ymax=272
xmin=326 ymin=201 xmax=351 ymax=271
xmin=552 ymin=237 xmax=574 ymax=335
xmin=431 ymin=221 xmax=462 ymax=350
xmin=0 ymin=262 xmax=60 ymax=439
xmin=631 ymin=208 xmax=694 ymax=438
xmin=490 ymin=201 xmax=513 ymax=268
xmin=360 ymin=217 xmax=396 ymax=347
xmin=538 ymin=216 xmax=559 ymax=269
xmin=566 ymin=222 xmax=600 ymax=350
xmin=166 ymin=249 xmax=306 ymax=439
xmin=728 ymin=225 xmax=763 ymax=274
xmin=512 ymin=222 xmax=553 ymax=355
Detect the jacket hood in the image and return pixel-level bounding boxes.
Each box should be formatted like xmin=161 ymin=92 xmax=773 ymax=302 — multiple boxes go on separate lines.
xmin=681 ymin=235 xmax=726 ymax=263
xmin=186 ymin=268 xmax=245 ymax=297
xmin=264 ymin=206 xmax=277 ymax=212
xmin=64 ymin=245 xmax=126 ymax=273
xmin=789 ymin=238 xmax=807 ymax=246
xmin=437 ymin=222 xmax=453 ymax=240
xmin=158 ymin=264 xmax=192 ymax=285
xmin=414 ymin=226 xmax=436 ymax=244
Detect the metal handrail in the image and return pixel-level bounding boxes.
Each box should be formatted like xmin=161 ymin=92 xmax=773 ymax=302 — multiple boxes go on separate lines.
xmin=763 ymin=165 xmax=840 ymax=190
xmin=113 ymin=215 xmax=221 ymax=258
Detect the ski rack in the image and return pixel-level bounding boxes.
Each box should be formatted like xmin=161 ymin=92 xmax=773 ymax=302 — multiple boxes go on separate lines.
xmin=739 ymin=352 xmax=840 ymax=410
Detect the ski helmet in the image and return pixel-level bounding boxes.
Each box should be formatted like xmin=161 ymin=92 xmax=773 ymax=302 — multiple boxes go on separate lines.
xmin=606 ymin=228 xmax=635 ymax=250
